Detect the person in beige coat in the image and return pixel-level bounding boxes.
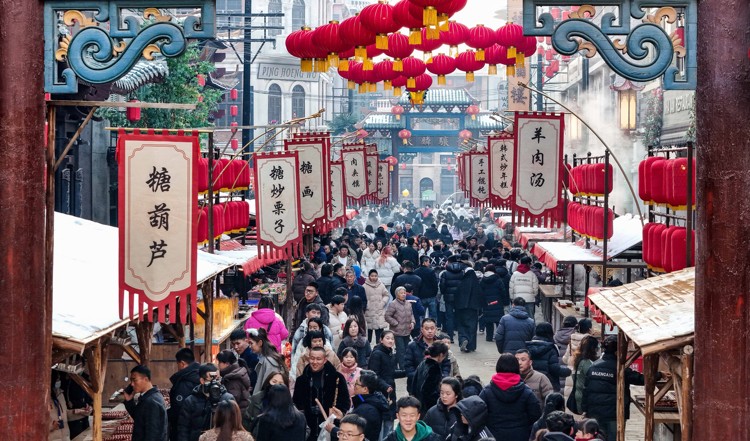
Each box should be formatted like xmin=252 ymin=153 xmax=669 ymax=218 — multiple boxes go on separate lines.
xmin=562 ymin=318 xmax=594 ymax=400
xmin=363 ymin=269 xmax=391 ymax=343
xmin=294 ymin=331 xmax=341 ymax=377
xmin=385 ymin=286 xmax=415 ymax=370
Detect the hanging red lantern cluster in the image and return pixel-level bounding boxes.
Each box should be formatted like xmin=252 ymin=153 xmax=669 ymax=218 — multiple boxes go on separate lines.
xmin=638 ymin=157 xmax=696 ymax=208
xmin=567 ymin=202 xmax=614 ymax=241
xmin=568 ymin=163 xmax=614 ymax=197
xmin=197 ymin=159 xmax=252 ymax=194
xmin=643 ymin=223 xmax=695 ymax=273
xmin=203 ymin=201 xmax=251 ymax=243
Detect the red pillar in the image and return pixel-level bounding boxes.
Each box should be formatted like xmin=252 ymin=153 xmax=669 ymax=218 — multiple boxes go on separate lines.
xmin=0 ymin=1 xmax=49 ymax=439
xmin=694 ymin=0 xmax=750 ymax=437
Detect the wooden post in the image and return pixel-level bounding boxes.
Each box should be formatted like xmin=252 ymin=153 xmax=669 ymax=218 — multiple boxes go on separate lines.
xmin=616 ymin=330 xmax=627 ymax=441
xmin=643 ymin=354 xmax=659 ymax=441
xmin=85 ymin=340 xmax=110 ymax=441
xmin=681 ymin=347 xmax=693 ymax=441
xmin=203 ymin=280 xmax=214 ymax=363
xmin=136 ymin=322 xmax=154 ymax=367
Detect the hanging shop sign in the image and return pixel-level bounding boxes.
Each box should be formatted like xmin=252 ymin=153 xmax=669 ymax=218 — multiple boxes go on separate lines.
xmin=377 ymin=160 xmax=390 ymax=204
xmin=513 ymin=112 xmax=565 ymax=227
xmin=118 ymin=131 xmax=198 ymax=323
xmin=366 ymin=151 xmax=379 ymax=203
xmin=328 ymin=161 xmax=347 ymax=228
xmin=253 ymin=151 xmax=303 ymax=259
xmin=342 ymin=147 xmax=368 ymax=205
xmin=284 ymin=138 xmax=329 ymax=229
xmin=489 ymin=132 xmax=516 ymax=209
xmin=469 ymin=152 xmax=491 ymax=207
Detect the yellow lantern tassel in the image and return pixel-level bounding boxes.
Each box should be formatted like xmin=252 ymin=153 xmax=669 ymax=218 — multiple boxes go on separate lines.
xmin=471 ymin=114 xmax=477 ymax=120
xmin=355 ymin=46 xmax=367 ymax=59
xmin=516 ymin=53 xmax=525 ymax=66
xmin=425 ymin=53 xmax=433 ymax=64
xmin=407 ymin=77 xmax=416 ymax=88
xmin=508 ymin=46 xmax=516 ymax=58
xmin=395 ymin=114 xmax=401 ymax=120
xmin=424 ymin=6 xmax=437 ymax=26
xmin=409 ymin=28 xmax=422 ymax=45
xmin=328 ymin=53 xmax=339 ymax=66
xmin=507 ymin=65 xmax=515 ymax=76
xmin=488 ymin=64 xmax=497 ymax=75
xmin=476 ymin=49 xmax=485 ymax=61
xmin=439 ymin=15 xmax=450 ymax=31
xmin=358 ymin=83 xmax=367 ymax=93
xmin=384 ymin=80 xmax=392 ymax=91
xmin=369 ymin=82 xmax=377 ymax=93
xmin=317 ymin=59 xmax=327 ymax=72
xmin=438 ymin=74 xmax=446 ymax=85
xmin=427 ymin=26 xmax=440 ymax=40
xmin=394 ymin=59 xmax=403 ymax=71
xmin=363 ymin=58 xmax=373 ymax=71
xmin=301 ymin=59 xmax=313 ymax=72
xmin=394 ymin=86 xmax=402 ymax=96
xmin=339 ymin=59 xmax=349 ymax=71
xmin=376 ymin=34 xmax=388 ymax=50
xmin=403 ymin=138 xmax=408 ymax=145
xmin=466 ymin=71 xmax=475 ymax=82
xmin=348 ymin=80 xmax=355 ymax=90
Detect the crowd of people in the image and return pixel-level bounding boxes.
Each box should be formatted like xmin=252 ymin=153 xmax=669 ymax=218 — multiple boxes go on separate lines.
xmin=64 ymin=204 xmax=648 ymax=441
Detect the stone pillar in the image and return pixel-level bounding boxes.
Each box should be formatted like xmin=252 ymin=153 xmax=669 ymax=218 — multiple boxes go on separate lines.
xmin=694 ymin=0 xmax=750 ymax=438
xmin=0 ymin=1 xmax=49 ymax=439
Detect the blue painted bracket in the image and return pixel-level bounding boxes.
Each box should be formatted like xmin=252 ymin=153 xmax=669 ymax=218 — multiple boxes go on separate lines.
xmin=522 ymin=0 xmax=696 ymax=90
xmin=44 ymin=1 xmax=216 ymax=94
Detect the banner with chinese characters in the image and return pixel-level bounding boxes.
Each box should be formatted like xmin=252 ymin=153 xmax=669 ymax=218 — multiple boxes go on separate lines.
xmin=377 ymin=161 xmax=390 ymax=204
xmin=342 ymin=147 xmax=368 ymax=205
xmin=513 ymin=112 xmax=565 ymax=227
xmin=328 ymin=161 xmax=347 ymax=228
xmin=489 ymin=132 xmax=516 ymax=209
xmin=254 ymin=152 xmax=303 ymax=259
xmin=469 ymin=152 xmax=491 ymax=207
xmin=118 ymin=131 xmax=198 ymax=323
xmin=507 ymin=0 xmax=531 ymax=112
xmin=365 ymin=150 xmax=379 ymax=203
xmin=284 ymin=138 xmax=329 ymax=230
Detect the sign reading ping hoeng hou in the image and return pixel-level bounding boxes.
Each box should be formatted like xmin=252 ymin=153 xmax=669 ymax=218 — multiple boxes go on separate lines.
xmin=118 ymin=131 xmax=198 ymax=323
xmin=513 ymin=112 xmax=565 ymax=227
xmin=254 ymin=152 xmax=303 ymax=259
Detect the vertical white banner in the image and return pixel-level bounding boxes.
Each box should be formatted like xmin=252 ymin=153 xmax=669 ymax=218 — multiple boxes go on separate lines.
xmin=342 ymin=148 xmax=368 ymax=203
xmin=254 ymin=152 xmax=302 ymax=258
xmin=366 ymin=153 xmax=378 ymax=202
xmin=377 ymin=161 xmax=390 ymax=202
xmin=489 ymin=134 xmax=515 ymax=207
xmin=329 ymin=161 xmax=346 ymax=225
xmin=284 ymin=139 xmax=328 ymax=227
xmin=470 ymin=152 xmax=490 ymax=206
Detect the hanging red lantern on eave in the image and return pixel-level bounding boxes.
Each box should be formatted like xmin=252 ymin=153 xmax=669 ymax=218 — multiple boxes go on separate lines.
xmin=399 ymin=129 xmax=412 ymax=144
xmin=455 ymin=50 xmax=485 ymax=82
xmin=466 ymin=104 xmax=480 ymax=120
xmin=458 ymin=129 xmax=473 ymax=143
xmin=426 ymin=53 xmax=456 ymax=85
xmin=385 ymin=32 xmax=414 ymax=71
xmin=391 ymin=104 xmax=405 ymax=120
xmin=230 ymin=88 xmax=238 ymax=100
xmin=467 ymin=24 xmax=495 ymax=61
xmin=394 ymin=0 xmax=426 ymax=45
xmin=359 ymin=0 xmax=401 ymax=50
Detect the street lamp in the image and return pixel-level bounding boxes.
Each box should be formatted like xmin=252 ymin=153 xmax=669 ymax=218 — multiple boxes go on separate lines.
xmin=619 ymin=89 xmax=637 ymax=130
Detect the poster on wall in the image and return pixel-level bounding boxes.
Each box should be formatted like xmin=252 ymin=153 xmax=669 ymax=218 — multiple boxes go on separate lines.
xmin=489 ymin=132 xmax=516 ymax=209
xmin=513 ymin=112 xmax=565 ymax=227
xmin=118 ymin=131 xmax=198 ymax=323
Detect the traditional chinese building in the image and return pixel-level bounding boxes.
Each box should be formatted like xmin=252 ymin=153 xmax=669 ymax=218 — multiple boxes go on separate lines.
xmin=361 ymin=88 xmax=505 ymax=205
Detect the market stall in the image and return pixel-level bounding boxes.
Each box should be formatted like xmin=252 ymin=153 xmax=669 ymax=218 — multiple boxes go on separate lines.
xmin=514 ymin=225 xmax=572 ymax=249
xmin=587 ymin=268 xmax=694 ymax=441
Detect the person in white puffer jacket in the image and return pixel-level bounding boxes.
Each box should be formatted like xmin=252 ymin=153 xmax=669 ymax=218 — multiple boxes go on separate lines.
xmin=509 ymin=256 xmax=539 ymax=320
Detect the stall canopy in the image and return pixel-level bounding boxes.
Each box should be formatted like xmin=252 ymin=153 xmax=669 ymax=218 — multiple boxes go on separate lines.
xmin=532 ymin=214 xmax=644 ymax=273
xmin=53 ymin=213 xmax=238 ymax=345
xmin=587 ymin=267 xmax=694 ymax=355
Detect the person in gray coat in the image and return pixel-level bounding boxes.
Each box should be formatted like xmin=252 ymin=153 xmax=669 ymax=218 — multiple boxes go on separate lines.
xmin=494 ymin=298 xmax=535 ymax=354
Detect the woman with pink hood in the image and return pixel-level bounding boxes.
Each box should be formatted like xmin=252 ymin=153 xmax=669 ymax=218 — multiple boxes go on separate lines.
xmin=479 ymin=353 xmax=541 ymax=441
xmin=244 ymin=296 xmax=289 ymax=351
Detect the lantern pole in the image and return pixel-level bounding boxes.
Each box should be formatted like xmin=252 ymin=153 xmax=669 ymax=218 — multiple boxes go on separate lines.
xmin=518 ymin=81 xmax=645 ymax=225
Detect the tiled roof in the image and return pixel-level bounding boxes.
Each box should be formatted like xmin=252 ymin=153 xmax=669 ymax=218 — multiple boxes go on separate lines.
xmin=362 ymin=113 xmax=405 ymax=129
xmin=466 ymin=113 xmax=507 ymax=130
xmin=398 ymin=88 xmax=479 ymax=106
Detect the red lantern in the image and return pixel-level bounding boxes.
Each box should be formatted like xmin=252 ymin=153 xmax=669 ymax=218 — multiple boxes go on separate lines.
xmin=197 ymin=157 xmax=209 ymax=193
xmin=436 ymin=0 xmax=468 ymax=28
xmin=496 ymin=22 xmax=524 ymax=59
xmin=439 ymin=21 xmax=469 ymax=55
xmin=639 ymin=157 xmax=664 ymax=204
xmin=312 ymin=21 xmax=352 ymax=67
xmin=392 ymin=75 xmax=408 ymax=96
xmin=466 ymin=104 xmax=480 ymax=120
xmin=399 ymin=129 xmax=412 ymax=144
xmin=363 ymin=44 xmax=384 ymax=71
xmin=357 ymin=129 xmax=370 ymax=139
xmin=231 ymin=139 xmax=239 ymax=151
xmin=339 ymin=15 xmax=376 ymax=61
xmin=286 ymin=27 xmax=313 ymax=72
xmin=455 ymin=50 xmax=484 ymax=82
xmin=669 ymin=227 xmax=695 ymax=272
xmin=230 ymin=121 xmax=238 ymax=134
xmin=648 ymin=223 xmax=668 ymax=271
xmin=563 ymin=10 xmax=570 ymax=20
xmin=550 ymin=7 xmax=561 ymax=20
xmin=299 ymin=29 xmax=329 ymax=72
xmin=401 ymin=57 xmax=426 ymax=88
xmin=391 ymin=105 xmax=405 ymax=120
xmin=484 ymin=44 xmax=514 ymax=75
xmin=416 ymin=27 xmax=443 ymax=59
xmin=385 ymin=155 xmax=398 ymax=166
xmin=197 ymin=206 xmax=209 ymax=245
xmin=126 ymin=99 xmax=141 ymax=122
xmin=375 ymin=59 xmax=399 ymax=90
xmin=385 ymin=33 xmax=414 ymax=71
xmin=426 ymin=53 xmax=456 ymax=85
xmin=516 ymin=36 xmax=538 ymax=67
xmin=458 ymin=129 xmax=472 ymax=142
xmin=667 ymin=158 xmax=696 ymax=209
xmin=359 ymin=0 xmax=400 ymax=50
xmin=230 ymin=105 xmax=238 ymax=117
xmin=406 ymin=74 xmax=432 ymax=105
xmin=197 ymin=74 xmax=205 ymax=87
xmin=467 ymin=24 xmax=495 ymax=61
xmin=393 ymin=0 xmax=425 ymax=45
xmin=649 ymin=158 xmax=668 ymax=205
xmin=409 ymin=0 xmax=451 ymax=27
xmin=230 ymin=88 xmax=238 ymax=100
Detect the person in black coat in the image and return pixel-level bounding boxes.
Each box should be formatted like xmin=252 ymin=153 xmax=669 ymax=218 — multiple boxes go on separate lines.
xmin=367 ymin=331 xmax=406 ymax=422
xmin=124 ymin=365 xmax=168 ymax=441
xmin=478 ymin=265 xmax=506 ymax=342
xmin=177 ymin=364 xmax=236 ymax=441
xmin=398 ymin=238 xmax=420 ymax=266
xmin=424 ymin=224 xmax=440 ymax=241
xmin=414 ymin=256 xmax=439 ymax=321
xmin=344 ymin=269 xmax=368 ymax=311
xmin=293 ymin=348 xmax=351 ymax=441
xmin=447 ymin=396 xmax=494 ymax=441
xmin=494 ymin=262 xmax=512 ymax=308
xmin=439 ymin=258 xmax=465 ymax=339
xmin=582 ymin=335 xmax=647 ymax=440
xmin=439 ymin=225 xmax=454 ymax=245
xmin=453 ymin=265 xmax=483 ymax=352
xmin=412 ymin=342 xmax=450 ymax=412
xmin=254 ymin=384 xmax=307 ymax=441
xmin=390 ymin=260 xmax=422 ymax=298
xmin=526 ymin=322 xmax=571 ymax=392
xmin=168 ymin=349 xmax=201 ymax=441
xmin=316 ymin=264 xmax=336 ymax=304
xmin=479 ymin=354 xmax=541 ymax=441
xmin=329 ymin=370 xmax=390 ymax=441
xmin=423 ymin=377 xmax=462 ymax=439
xmin=494 ymin=298 xmax=535 ymax=354
xmin=405 ymin=320 xmax=452 ymax=394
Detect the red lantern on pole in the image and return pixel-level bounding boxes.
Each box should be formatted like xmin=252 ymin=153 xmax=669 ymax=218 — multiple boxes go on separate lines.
xmin=439 ymin=21 xmax=469 ymax=56
xmin=126 ymin=100 xmax=141 ymax=122
xmin=409 ymin=0 xmax=451 ymax=27
xmin=385 ymin=33 xmax=414 ymax=71
xmin=467 ymin=24 xmax=495 ymax=61
xmin=391 ymin=105 xmax=405 ymax=120
xmin=340 ymin=15 xmax=376 ymax=61
xmin=426 ymin=54 xmax=456 ymax=85
xmin=399 ymin=129 xmax=412 ymax=145
xmin=230 ymin=88 xmax=238 ymax=100
xmin=359 ymin=0 xmax=400 ymax=50
xmin=466 ymin=104 xmax=480 ymax=120
xmin=394 ymin=0 xmax=425 ymax=45
xmin=496 ymin=22 xmax=524 ymax=59
xmin=401 ymin=56 xmax=426 ymax=89
xmin=455 ymin=50 xmax=484 ymax=82
xmin=230 ymin=105 xmax=238 ymax=117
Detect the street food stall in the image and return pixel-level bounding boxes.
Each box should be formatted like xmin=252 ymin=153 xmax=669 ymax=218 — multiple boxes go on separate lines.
xmin=587 ymin=268 xmax=694 ymax=441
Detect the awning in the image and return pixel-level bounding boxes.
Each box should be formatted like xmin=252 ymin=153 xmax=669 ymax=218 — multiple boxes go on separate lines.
xmin=515 ymin=226 xmax=571 ymax=249
xmin=531 ymin=214 xmax=644 ymax=273
xmin=587 ymin=268 xmax=694 ymax=355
